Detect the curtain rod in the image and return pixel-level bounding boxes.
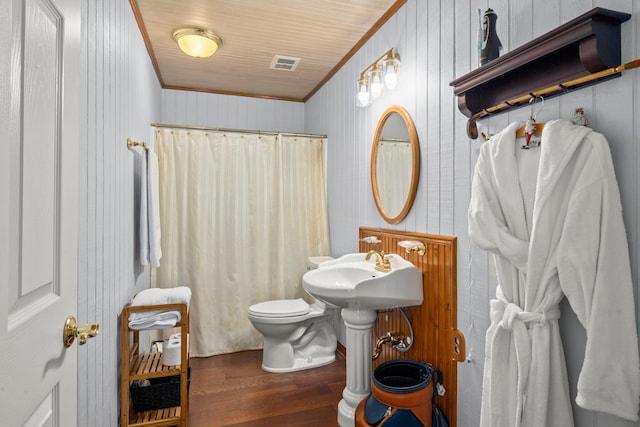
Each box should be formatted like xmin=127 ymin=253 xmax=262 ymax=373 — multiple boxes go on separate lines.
xmin=150 ymin=122 xmax=327 ymax=139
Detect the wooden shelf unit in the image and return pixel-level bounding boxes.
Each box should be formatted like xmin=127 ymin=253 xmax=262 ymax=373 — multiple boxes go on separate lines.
xmin=120 ymin=303 xmax=189 ymax=427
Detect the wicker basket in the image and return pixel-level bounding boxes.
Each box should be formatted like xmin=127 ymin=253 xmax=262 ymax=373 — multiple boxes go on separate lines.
xmin=130 ymin=369 xmax=191 ymax=412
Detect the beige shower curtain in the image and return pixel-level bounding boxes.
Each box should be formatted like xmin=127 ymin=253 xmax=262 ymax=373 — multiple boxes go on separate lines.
xmin=376 ymin=140 xmax=412 ymax=216
xmin=154 ymin=127 xmax=330 ymax=357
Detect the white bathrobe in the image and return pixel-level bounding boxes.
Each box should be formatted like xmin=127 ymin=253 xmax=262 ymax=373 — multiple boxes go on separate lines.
xmin=468 ymin=119 xmax=640 ymax=426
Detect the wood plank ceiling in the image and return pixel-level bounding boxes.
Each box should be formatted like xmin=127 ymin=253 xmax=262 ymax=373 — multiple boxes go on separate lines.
xmin=130 ymin=0 xmax=406 ymax=102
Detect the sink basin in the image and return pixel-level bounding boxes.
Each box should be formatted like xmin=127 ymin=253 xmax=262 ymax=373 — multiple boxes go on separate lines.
xmin=302 ymin=252 xmax=423 ymax=310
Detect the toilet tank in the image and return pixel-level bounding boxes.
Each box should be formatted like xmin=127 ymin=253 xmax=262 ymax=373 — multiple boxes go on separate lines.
xmin=308 ymin=256 xmax=334 ymax=270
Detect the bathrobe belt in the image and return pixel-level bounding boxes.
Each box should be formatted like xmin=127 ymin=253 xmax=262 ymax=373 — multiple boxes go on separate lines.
xmin=489 ymin=289 xmax=561 ymax=427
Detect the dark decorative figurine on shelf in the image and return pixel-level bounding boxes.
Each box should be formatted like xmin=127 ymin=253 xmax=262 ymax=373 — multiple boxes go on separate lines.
xmin=480 ymin=8 xmax=502 ymax=65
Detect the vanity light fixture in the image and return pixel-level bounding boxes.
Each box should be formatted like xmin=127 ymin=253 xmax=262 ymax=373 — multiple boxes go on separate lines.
xmin=356 ymin=48 xmax=401 ymax=107
xmin=398 ymin=240 xmax=426 ymax=256
xmin=173 ymin=28 xmax=223 ymax=58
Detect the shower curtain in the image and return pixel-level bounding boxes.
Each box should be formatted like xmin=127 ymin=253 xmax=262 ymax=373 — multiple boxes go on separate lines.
xmin=154 ymin=127 xmax=330 ymax=357
xmin=377 ymin=141 xmax=412 ymax=215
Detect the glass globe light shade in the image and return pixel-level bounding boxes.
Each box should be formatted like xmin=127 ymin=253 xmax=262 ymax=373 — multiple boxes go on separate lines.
xmin=173 ymin=28 xmax=222 ymax=58
xmin=384 ymin=58 xmax=400 ymax=89
xmin=370 ymin=68 xmax=383 ymax=98
xmin=357 ymin=78 xmax=371 ymax=107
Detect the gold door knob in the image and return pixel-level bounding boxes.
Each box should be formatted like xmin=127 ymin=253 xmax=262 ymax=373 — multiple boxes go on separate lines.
xmin=63 ymin=316 xmax=99 ymax=347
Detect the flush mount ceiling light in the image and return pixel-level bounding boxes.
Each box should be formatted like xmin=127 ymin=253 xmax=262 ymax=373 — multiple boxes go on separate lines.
xmin=356 ymin=48 xmax=401 ymax=107
xmin=173 ymin=28 xmax=223 ymax=58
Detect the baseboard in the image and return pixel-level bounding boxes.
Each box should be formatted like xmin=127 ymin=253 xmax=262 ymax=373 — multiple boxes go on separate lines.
xmin=336 ymin=342 xmax=346 ymax=359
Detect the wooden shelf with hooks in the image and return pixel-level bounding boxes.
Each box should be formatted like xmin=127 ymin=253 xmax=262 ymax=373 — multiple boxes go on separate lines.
xmin=450 ymin=7 xmax=631 ymax=139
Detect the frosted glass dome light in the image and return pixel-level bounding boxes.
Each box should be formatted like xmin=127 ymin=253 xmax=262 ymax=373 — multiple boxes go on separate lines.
xmin=173 ymin=28 xmax=223 ymax=58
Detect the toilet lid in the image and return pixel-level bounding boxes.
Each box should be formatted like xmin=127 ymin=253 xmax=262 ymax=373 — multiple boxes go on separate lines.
xmin=249 ymin=298 xmax=310 ymax=318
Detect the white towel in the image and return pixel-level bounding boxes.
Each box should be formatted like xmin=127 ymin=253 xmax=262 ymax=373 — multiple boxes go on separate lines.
xmin=147 ymin=147 xmax=162 ymax=267
xmin=131 ymin=286 xmax=192 ymax=306
xmin=134 ymin=147 xmax=149 ymax=265
xmin=128 ymin=311 xmax=181 ymax=330
xmin=128 ymin=287 xmax=192 ymax=330
xmin=135 ymin=145 xmax=162 ymax=268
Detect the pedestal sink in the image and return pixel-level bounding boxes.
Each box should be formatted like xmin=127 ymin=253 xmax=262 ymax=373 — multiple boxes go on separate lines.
xmin=302 ymin=252 xmax=423 ymax=427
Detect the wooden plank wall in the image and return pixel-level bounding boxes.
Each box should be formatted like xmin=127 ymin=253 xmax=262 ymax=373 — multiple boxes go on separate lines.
xmin=359 ymin=226 xmax=460 ymax=426
xmin=79 ymin=4 xmax=305 ymax=426
xmin=78 ymin=1 xmax=640 ymax=426
xmin=78 ymin=1 xmax=161 ymax=425
xmin=308 ymin=3 xmax=640 ymax=426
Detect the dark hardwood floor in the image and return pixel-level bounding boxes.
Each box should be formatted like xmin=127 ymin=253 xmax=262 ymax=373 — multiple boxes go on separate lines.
xmin=188 ymin=350 xmax=346 ymax=426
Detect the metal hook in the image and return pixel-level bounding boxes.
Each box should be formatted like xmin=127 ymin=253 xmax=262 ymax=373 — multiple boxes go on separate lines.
xmin=529 ymin=95 xmax=544 ymax=120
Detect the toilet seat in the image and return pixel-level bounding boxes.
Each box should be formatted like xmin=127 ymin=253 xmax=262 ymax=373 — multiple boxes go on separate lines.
xmin=249 ymin=298 xmax=310 ymax=318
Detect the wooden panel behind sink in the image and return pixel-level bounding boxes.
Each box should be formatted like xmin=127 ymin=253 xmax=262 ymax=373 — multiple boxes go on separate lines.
xmin=359 ymin=227 xmax=462 ymax=427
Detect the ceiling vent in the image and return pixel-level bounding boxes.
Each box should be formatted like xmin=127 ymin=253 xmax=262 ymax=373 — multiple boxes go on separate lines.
xmin=270 ymin=55 xmax=301 ymax=71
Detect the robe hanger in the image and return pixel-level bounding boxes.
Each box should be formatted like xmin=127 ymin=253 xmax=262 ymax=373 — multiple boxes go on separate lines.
xmin=481 ymin=95 xmax=545 ymax=142
xmin=515 ymin=123 xmax=545 ymax=139
xmin=481 ymin=105 xmax=589 ymax=142
xmin=516 ymin=96 xmax=545 ymax=148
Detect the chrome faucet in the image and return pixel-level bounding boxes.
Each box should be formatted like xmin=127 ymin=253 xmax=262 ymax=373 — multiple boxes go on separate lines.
xmin=366 ymin=250 xmax=392 ymax=272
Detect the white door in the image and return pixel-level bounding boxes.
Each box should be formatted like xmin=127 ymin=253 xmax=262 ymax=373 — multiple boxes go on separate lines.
xmin=0 ymin=0 xmax=82 ymax=425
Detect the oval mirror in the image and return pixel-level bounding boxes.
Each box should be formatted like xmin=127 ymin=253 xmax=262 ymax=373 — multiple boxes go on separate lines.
xmin=371 ymin=105 xmax=420 ymax=224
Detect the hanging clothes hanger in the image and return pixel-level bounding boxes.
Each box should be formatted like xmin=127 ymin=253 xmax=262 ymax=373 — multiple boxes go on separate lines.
xmin=482 ymin=104 xmax=588 ymax=143
xmin=481 ymin=95 xmax=546 ymax=143
xmin=515 ymin=96 xmax=545 ymax=148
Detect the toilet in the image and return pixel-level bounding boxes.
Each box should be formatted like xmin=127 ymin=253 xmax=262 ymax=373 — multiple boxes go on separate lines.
xmin=248 ymin=256 xmax=338 ymax=373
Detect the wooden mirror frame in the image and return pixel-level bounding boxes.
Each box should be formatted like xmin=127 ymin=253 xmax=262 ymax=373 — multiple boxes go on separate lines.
xmin=371 ymin=105 xmax=420 ymax=224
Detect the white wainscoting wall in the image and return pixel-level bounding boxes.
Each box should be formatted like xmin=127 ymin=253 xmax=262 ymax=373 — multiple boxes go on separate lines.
xmin=305 ymin=1 xmax=640 ymax=426
xmin=78 ymin=4 xmax=307 ymax=426
xmin=78 ymin=1 xmax=161 ymax=425
xmin=76 ymin=0 xmax=640 ymax=426
xmin=160 ymin=90 xmax=305 ymax=133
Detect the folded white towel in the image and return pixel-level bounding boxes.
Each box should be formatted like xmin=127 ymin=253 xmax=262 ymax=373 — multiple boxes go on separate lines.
xmin=128 ymin=311 xmax=181 ymax=330
xmin=128 ymin=287 xmax=192 ymax=330
xmin=131 ymin=286 xmax=192 ymax=307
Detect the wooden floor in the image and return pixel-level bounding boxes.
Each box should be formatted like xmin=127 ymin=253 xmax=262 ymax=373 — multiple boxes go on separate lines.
xmin=188 ymin=350 xmax=346 ymax=426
